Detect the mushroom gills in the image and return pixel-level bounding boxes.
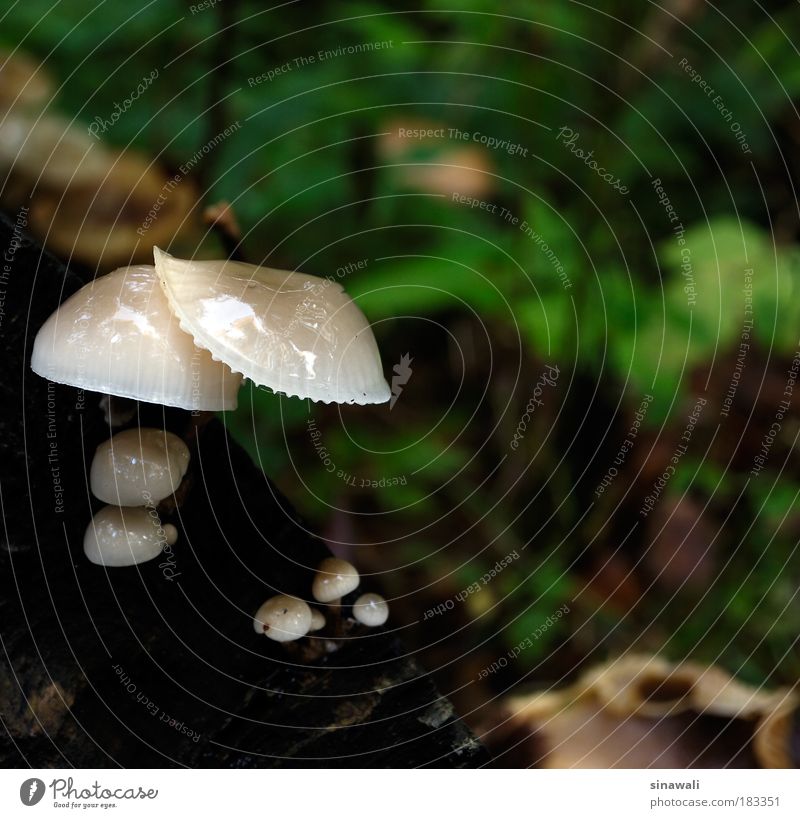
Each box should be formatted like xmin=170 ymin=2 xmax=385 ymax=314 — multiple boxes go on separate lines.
xmin=30 ymin=264 xmax=242 ymax=410
xmin=153 ymin=248 xmax=391 ymax=405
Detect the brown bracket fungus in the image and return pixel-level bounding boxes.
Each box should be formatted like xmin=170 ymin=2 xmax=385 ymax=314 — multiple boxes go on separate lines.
xmin=90 ymin=428 xmax=191 ymax=507
xmin=308 ymin=608 xmax=326 ymax=632
xmin=253 ymin=595 xmax=313 ymax=642
xmin=83 ymin=505 xmax=168 ymax=567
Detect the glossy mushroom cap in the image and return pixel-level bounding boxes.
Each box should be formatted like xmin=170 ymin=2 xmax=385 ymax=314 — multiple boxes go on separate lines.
xmin=253 ymin=596 xmax=313 ymax=642
xmin=153 ymin=248 xmax=391 ymax=405
xmin=352 ymin=593 xmax=389 ymax=627
xmin=30 ymin=265 xmax=242 ymax=410
xmin=0 ymin=114 xmax=112 ymax=189
xmin=83 ymin=505 xmax=166 ymax=567
xmin=90 ymin=428 xmax=191 ymax=506
xmin=311 ymin=557 xmax=360 ymax=603
xmin=590 ymin=654 xmax=697 ymax=718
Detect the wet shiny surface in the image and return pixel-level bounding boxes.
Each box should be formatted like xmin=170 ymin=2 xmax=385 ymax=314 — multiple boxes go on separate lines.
xmin=154 ymin=249 xmax=391 ymax=404
xmin=31 ymin=265 xmax=242 ymax=409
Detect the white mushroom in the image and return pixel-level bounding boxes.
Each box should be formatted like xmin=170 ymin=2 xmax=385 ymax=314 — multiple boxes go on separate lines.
xmin=308 ymin=609 xmax=326 ymax=632
xmin=253 ymin=595 xmax=313 ymax=642
xmin=30 ymin=265 xmax=242 ymax=410
xmin=90 ymin=428 xmax=191 ymax=506
xmin=352 ymin=593 xmax=389 ymax=627
xmin=163 ymin=524 xmax=178 ymax=546
xmin=98 ymin=395 xmax=136 ymax=428
xmin=311 ymin=558 xmax=360 ymax=604
xmin=153 ymin=248 xmax=391 ymax=405
xmin=29 ymin=151 xmax=198 ymax=270
xmin=83 ymin=505 xmax=166 ymax=567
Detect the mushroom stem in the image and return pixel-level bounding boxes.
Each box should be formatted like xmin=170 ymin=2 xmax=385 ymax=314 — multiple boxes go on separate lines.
xmin=328 ymin=599 xmax=345 ymax=638
xmin=156 ymin=472 xmax=193 ymax=517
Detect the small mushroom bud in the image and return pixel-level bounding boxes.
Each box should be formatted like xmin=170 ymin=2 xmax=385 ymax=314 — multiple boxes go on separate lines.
xmin=352 ymin=593 xmax=389 ymax=627
xmin=83 ymin=505 xmax=166 ymax=567
xmin=163 ymin=524 xmax=178 ymax=546
xmin=30 ymin=264 xmax=242 ymax=410
xmin=253 ymin=595 xmax=312 ymax=642
xmin=153 ymin=248 xmax=391 ymax=405
xmin=90 ymin=428 xmax=191 ymax=506
xmin=308 ymin=609 xmax=326 ymax=632
xmin=311 ymin=558 xmax=360 ymax=603
xmin=29 ymin=152 xmax=198 ymax=270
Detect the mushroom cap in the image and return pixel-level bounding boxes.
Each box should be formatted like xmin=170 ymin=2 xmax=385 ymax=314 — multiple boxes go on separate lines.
xmin=83 ymin=505 xmax=166 ymax=567
xmin=90 ymin=428 xmax=191 ymax=506
xmin=29 ymin=152 xmax=198 ymax=270
xmin=0 ymin=114 xmax=112 ymax=189
xmin=0 ymin=50 xmax=54 ymax=112
xmin=311 ymin=557 xmax=360 ymax=603
xmin=153 ymin=248 xmax=391 ymax=405
xmin=30 ymin=265 xmax=242 ymax=410
xmin=308 ymin=609 xmax=326 ymax=632
xmin=253 ymin=595 xmax=313 ymax=642
xmin=690 ymin=664 xmax=776 ymax=719
xmin=352 ymin=593 xmax=389 ymax=627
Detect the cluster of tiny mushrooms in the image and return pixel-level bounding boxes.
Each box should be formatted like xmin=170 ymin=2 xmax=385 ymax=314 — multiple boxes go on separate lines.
xmin=31 ymin=247 xmax=391 ymax=641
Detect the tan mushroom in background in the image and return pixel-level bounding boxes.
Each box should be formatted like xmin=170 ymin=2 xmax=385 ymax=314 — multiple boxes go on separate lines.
xmin=90 ymin=428 xmax=191 ymax=507
xmin=312 ymin=558 xmax=360 ymax=604
xmin=753 ymin=692 xmax=800 ymax=769
xmin=153 ymin=248 xmax=391 ymax=405
xmin=308 ymin=608 xmax=326 ymax=633
xmin=0 ymin=49 xmax=198 ymax=270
